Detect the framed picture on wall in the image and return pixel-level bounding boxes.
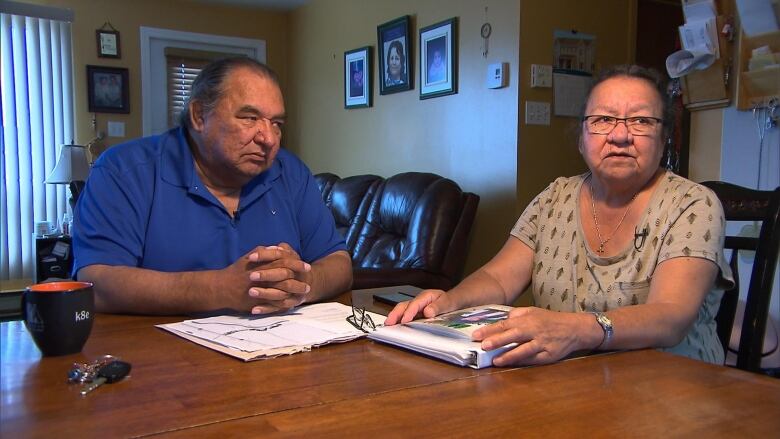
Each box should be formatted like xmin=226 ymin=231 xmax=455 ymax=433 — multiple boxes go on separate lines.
xmin=87 ymin=65 xmax=129 ymax=114
xmin=419 ymin=17 xmax=458 ymax=100
xmin=377 ymin=15 xmax=412 ymax=95
xmin=344 ymin=46 xmax=372 ymax=109
xmin=96 ymin=24 xmax=121 ymax=59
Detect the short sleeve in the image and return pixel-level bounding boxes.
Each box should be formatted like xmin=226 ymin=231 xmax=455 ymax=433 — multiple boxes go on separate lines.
xmin=657 ymin=184 xmax=734 ymax=289
xmin=280 ymin=151 xmax=347 ymax=262
xmin=296 ymin=171 xmax=348 ymax=262
xmin=72 ymin=161 xmax=149 ymax=276
xmin=511 ymin=181 xmax=557 ymax=250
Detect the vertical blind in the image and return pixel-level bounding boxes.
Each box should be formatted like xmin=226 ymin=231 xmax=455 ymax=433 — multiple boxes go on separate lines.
xmin=1 ymin=12 xmax=74 ymax=281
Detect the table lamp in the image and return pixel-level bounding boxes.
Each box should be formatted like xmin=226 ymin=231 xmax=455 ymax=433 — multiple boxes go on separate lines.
xmin=45 ymin=144 xmax=91 ymax=207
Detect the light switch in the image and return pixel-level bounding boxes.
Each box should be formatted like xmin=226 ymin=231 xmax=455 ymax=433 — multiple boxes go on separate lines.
xmin=531 ymin=64 xmax=553 ymax=88
xmin=525 ymin=101 xmax=551 ymax=125
xmin=107 ymin=121 xmax=125 ymax=138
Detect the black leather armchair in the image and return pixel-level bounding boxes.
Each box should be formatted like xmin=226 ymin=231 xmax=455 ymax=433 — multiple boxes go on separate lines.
xmin=315 ymin=172 xmax=479 ymax=290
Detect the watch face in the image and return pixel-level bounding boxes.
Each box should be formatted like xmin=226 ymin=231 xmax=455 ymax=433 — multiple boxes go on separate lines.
xmin=597 ymin=314 xmax=612 ymax=328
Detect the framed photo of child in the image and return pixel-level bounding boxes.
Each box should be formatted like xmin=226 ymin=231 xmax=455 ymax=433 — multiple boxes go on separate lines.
xmin=419 ymin=17 xmax=458 ymax=100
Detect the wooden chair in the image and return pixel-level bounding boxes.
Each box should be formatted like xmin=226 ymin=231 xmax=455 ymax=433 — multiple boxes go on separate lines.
xmin=701 ymin=181 xmax=780 ymax=374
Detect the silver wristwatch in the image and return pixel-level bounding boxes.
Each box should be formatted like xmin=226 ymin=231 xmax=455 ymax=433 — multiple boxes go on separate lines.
xmin=592 ymin=312 xmax=613 ymax=349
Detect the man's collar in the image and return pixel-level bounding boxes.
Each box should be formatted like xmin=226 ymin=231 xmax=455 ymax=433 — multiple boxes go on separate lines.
xmin=160 ymin=126 xmax=281 ymax=196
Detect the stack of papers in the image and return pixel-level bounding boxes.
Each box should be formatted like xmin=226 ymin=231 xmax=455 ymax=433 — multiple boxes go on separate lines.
xmin=157 ymin=302 xmax=384 ymax=361
xmin=159 ymin=301 xmax=519 ymax=369
xmin=666 ymin=0 xmax=720 ymax=78
xmin=369 ymin=305 xmax=517 ymax=369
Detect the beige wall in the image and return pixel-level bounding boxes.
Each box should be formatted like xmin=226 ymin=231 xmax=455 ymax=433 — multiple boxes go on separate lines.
xmin=517 ymin=0 xmax=636 ymax=211
xmin=288 ymin=0 xmax=521 ymax=273
xmin=22 ymin=0 xmax=288 ymax=155
xmin=688 ymin=109 xmax=724 ymax=182
xmin=19 ymin=0 xmax=636 ymax=279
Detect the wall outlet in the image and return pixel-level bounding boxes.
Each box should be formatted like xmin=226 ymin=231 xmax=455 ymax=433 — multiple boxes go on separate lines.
xmin=525 ymin=101 xmax=551 ymax=125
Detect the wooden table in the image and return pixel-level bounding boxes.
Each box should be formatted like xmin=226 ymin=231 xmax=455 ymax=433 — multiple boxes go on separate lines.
xmin=3 ymin=289 xmax=780 ymax=438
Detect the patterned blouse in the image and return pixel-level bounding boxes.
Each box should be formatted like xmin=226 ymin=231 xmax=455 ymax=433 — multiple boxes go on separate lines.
xmin=511 ymin=171 xmax=734 ymax=364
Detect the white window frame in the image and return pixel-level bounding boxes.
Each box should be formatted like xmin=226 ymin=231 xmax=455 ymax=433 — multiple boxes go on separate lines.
xmin=140 ymin=27 xmax=266 ymax=136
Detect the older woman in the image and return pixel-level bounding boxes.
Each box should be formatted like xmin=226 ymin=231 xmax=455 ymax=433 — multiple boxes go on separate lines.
xmin=386 ymin=65 xmax=734 ymax=366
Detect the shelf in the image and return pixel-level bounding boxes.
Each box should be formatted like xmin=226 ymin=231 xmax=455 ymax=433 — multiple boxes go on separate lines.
xmin=736 ymin=30 xmax=780 ymax=109
xmin=741 ymin=65 xmax=780 ymax=101
xmin=681 ymin=15 xmax=734 ymax=110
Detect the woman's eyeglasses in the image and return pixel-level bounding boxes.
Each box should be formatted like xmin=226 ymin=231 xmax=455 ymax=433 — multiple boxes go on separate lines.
xmin=346 ymin=305 xmax=376 ymax=333
xmin=582 ymin=115 xmax=663 ymax=136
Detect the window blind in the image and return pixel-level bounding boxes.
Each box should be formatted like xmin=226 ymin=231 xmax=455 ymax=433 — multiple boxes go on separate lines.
xmin=166 ymin=56 xmax=208 ymax=127
xmin=1 ymin=12 xmax=74 ymax=281
xmin=165 ymin=48 xmax=228 ymax=128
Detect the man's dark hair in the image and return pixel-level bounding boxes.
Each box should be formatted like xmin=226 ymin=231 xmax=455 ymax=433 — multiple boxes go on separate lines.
xmin=580 ymin=64 xmax=675 ymax=141
xmin=179 ymin=57 xmax=281 ymax=128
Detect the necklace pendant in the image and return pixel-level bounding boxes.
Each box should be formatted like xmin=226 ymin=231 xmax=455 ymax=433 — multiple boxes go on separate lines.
xmin=597 ymin=243 xmax=605 ymax=253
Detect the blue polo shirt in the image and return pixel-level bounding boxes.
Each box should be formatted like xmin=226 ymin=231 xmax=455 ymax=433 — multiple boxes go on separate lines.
xmin=72 ymin=127 xmax=346 ymax=276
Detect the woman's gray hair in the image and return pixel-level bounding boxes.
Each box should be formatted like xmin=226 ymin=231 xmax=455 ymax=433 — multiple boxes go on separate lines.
xmin=178 ymin=57 xmax=280 ymax=128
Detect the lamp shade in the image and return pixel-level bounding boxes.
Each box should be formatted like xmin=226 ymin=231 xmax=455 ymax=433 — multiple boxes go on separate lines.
xmin=45 ymin=144 xmax=90 ymax=184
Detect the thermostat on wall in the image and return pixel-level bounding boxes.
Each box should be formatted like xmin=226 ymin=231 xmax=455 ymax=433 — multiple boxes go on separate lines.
xmin=486 ymin=62 xmax=507 ymax=89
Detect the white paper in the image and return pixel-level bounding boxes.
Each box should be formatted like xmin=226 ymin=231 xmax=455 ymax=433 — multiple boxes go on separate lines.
xmin=666 ymin=49 xmax=717 ymax=78
xmin=666 ymin=17 xmax=719 ymax=78
xmin=157 ymin=302 xmax=385 ymax=360
xmin=369 ymin=305 xmax=517 ymax=369
xmin=553 ymin=72 xmax=592 ymax=117
xmin=736 ymin=0 xmax=780 ymax=37
xmin=682 ymin=0 xmax=717 ymax=22
xmin=680 ymin=18 xmax=719 ymax=58
xmin=370 ymin=324 xmax=515 ymax=369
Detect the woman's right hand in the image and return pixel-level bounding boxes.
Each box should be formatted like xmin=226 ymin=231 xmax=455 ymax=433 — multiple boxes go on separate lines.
xmin=384 ymin=289 xmax=456 ymax=325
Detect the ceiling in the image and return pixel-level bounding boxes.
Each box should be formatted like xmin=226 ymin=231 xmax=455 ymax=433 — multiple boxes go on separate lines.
xmin=187 ymin=0 xmax=310 ymax=10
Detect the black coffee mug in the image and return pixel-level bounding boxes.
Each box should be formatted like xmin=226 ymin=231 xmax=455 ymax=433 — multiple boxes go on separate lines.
xmin=23 ymin=281 xmax=94 ymax=356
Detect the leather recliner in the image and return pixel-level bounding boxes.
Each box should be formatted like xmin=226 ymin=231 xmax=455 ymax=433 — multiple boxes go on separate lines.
xmin=315 ymin=172 xmax=480 ymax=290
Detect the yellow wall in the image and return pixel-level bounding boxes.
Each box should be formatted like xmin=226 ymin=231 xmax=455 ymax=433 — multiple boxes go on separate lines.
xmin=17 ymin=0 xmax=635 ymax=279
xmin=21 ymin=0 xmax=288 ymax=155
xmin=288 ymin=0 xmax=521 ymax=273
xmin=517 ymin=0 xmax=636 ymax=211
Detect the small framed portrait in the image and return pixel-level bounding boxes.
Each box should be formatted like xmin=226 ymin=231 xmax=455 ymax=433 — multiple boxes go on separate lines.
xmin=87 ymin=65 xmax=129 ymax=114
xmin=377 ymin=15 xmax=412 ymax=95
xmin=344 ymin=46 xmax=372 ymax=109
xmin=96 ymin=29 xmax=121 ymax=59
xmin=419 ymin=17 xmax=458 ymax=100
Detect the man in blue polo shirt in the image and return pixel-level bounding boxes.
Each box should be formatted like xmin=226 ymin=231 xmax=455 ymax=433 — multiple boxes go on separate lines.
xmin=73 ymin=58 xmax=352 ymax=315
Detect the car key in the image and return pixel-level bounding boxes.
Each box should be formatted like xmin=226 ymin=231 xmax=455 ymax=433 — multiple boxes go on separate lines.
xmin=68 ymin=355 xmax=118 ymax=384
xmin=80 ymin=360 xmax=131 ymax=396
